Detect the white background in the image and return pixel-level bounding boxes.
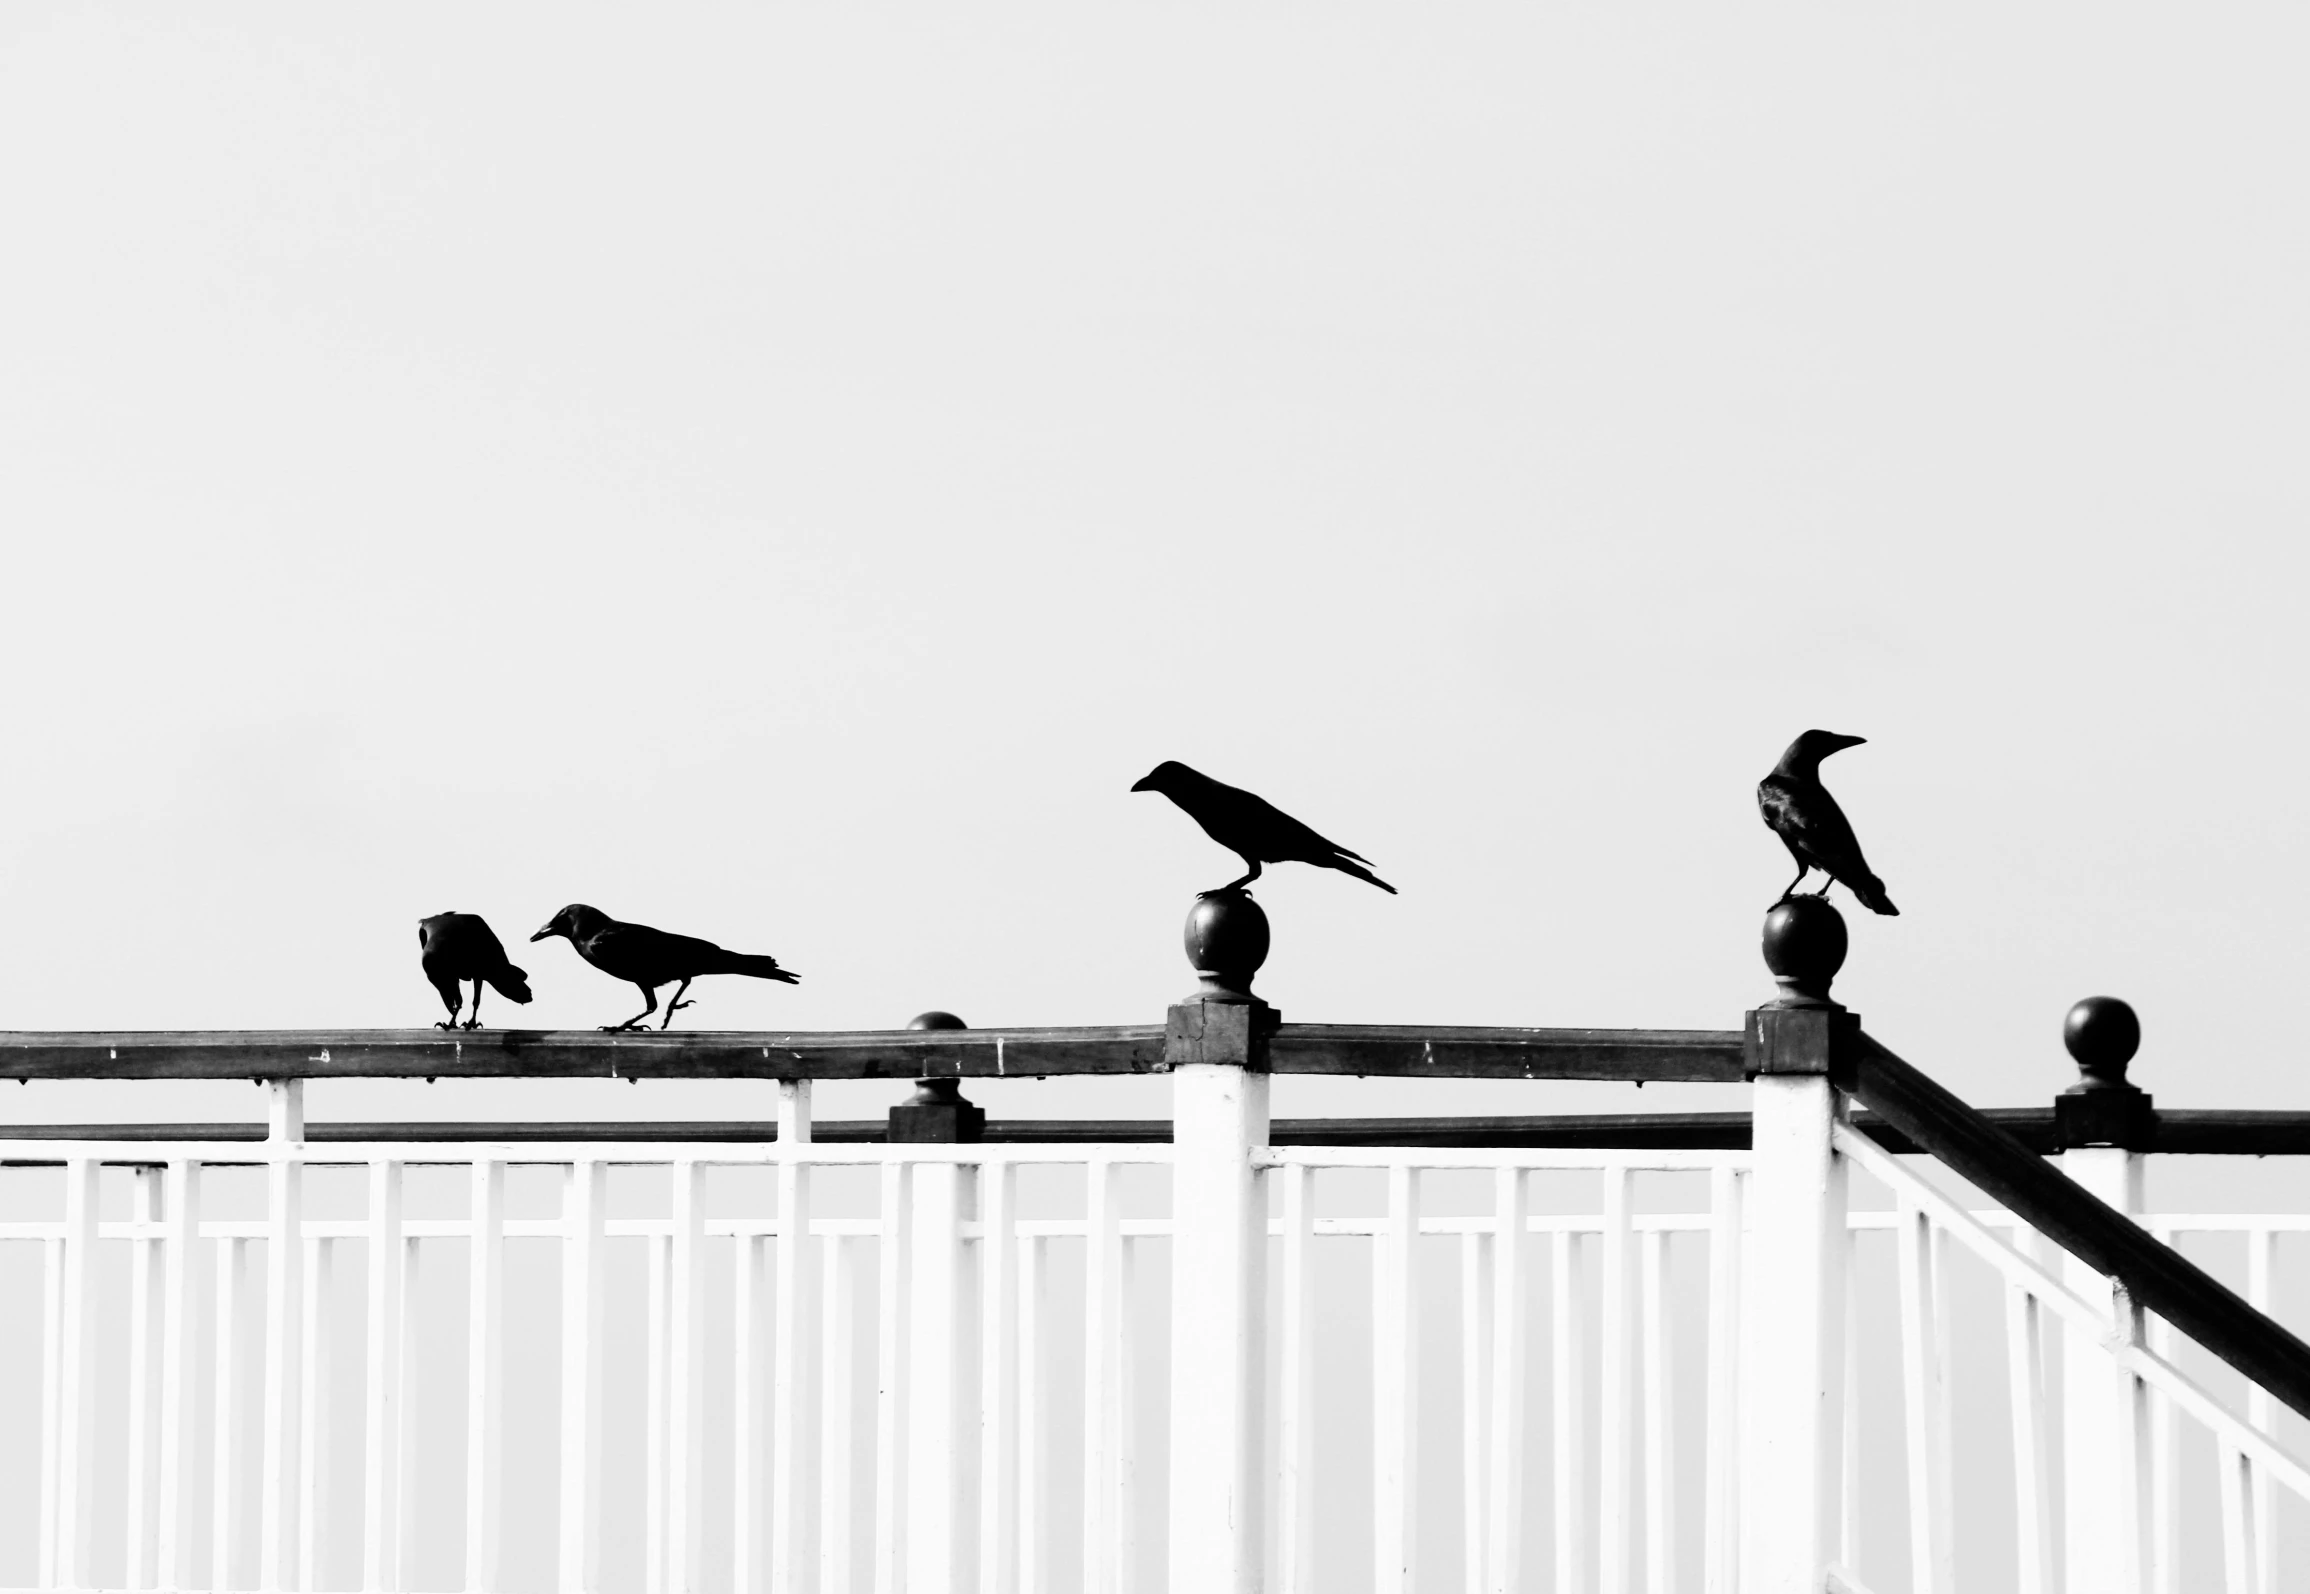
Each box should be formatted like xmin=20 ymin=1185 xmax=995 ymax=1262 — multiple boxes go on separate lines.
xmin=3 ymin=10 xmax=2305 ymax=1126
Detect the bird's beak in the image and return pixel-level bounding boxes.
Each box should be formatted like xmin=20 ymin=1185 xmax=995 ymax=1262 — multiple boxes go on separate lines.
xmin=530 ymin=925 xmax=554 ymax=942
xmin=1834 ymin=734 xmax=1868 ymax=750
xmin=1129 ymin=775 xmax=1155 ymax=792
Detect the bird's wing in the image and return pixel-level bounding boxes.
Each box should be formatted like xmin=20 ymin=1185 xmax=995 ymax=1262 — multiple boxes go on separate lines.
xmin=420 ymin=914 xmax=480 ymax=978
xmin=464 ymin=916 xmax=516 ymax=973
xmin=1772 ymin=780 xmax=1875 ymax=880
xmin=1757 ymin=778 xmax=1797 ymax=832
xmin=1196 ymin=786 xmax=1348 ymax=864
xmin=1251 ymin=796 xmax=1372 ymax=867
xmin=579 ymin=921 xmax=722 ymax=985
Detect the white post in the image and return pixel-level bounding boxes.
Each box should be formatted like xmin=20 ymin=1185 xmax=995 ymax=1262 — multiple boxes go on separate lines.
xmin=466 ymin=1158 xmax=508 ymax=1594
xmin=364 ymin=1160 xmax=407 ymax=1594
xmin=1741 ymin=1007 xmax=1849 ymax=1594
xmin=1165 ymin=1001 xmax=1272 ymax=1594
xmin=261 ymin=1079 xmax=306 ymax=1592
xmin=2060 ymin=1144 xmax=2151 ymax=1594
xmin=873 ymin=1161 xmax=913 ymax=1594
xmin=159 ymin=1159 xmax=205 ymax=1591
xmin=772 ymin=1080 xmax=819 ymax=1594
xmin=559 ymin=1160 xmax=607 ymax=1594
xmin=666 ymin=1159 xmax=707 ymax=1594
xmin=300 ymin=1234 xmax=333 ymax=1592
xmin=1484 ymin=1165 xmax=1531 ymax=1594
xmin=128 ymin=1165 xmax=166 ymax=1590
xmin=888 ymin=1072 xmax=983 ymax=1594
xmin=1373 ymin=1161 xmax=1421 ymax=1594
xmin=821 ymin=1237 xmax=862 ymax=1594
xmin=979 ymin=1161 xmax=1022 ymax=1594
xmin=904 ymin=1155 xmax=977 ymax=1589
xmin=54 ymin=1158 xmax=100 ymax=1591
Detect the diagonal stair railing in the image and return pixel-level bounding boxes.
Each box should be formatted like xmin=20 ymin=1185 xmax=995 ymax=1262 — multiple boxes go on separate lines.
xmin=1751 ymin=895 xmax=2310 ymax=1594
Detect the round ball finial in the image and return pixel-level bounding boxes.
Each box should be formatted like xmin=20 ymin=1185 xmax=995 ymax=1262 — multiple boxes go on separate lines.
xmin=2064 ymin=996 xmax=2140 ymax=1091
xmin=1761 ymin=896 xmax=1849 ymax=1007
xmin=907 ymin=1011 xmax=967 ymax=1031
xmin=1184 ymin=891 xmax=1271 ymax=1004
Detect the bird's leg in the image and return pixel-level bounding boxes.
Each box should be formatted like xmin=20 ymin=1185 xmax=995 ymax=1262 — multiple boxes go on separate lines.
xmin=461 ymin=982 xmax=484 ymax=1031
xmin=601 ymin=985 xmax=659 ymax=1033
xmin=434 ymin=983 xmax=462 ymax=1031
xmin=1200 ymin=857 xmax=1263 ymax=899
xmin=659 ymin=978 xmax=695 ymax=1031
xmin=1775 ymin=865 xmax=1809 ymax=904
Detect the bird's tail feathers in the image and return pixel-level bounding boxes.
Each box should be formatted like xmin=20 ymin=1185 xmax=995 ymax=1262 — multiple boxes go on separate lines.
xmin=1853 ymin=875 xmax=1899 ymax=916
xmin=1330 ymin=856 xmax=1399 ymax=895
xmin=487 ymin=965 xmax=535 ymax=1004
xmin=726 ymin=953 xmax=802 ymax=984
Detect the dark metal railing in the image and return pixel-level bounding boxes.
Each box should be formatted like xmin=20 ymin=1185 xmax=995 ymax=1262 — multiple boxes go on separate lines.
xmin=0 ymin=1022 xmax=1745 ymax=1082
xmin=7 ymin=1106 xmax=2310 ymax=1158
xmin=1841 ymin=1027 xmax=2310 ymax=1422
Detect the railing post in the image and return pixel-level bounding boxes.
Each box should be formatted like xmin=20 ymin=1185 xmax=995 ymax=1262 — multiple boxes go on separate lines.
xmin=1742 ymin=900 xmax=1851 ymax=1594
xmin=2054 ymin=997 xmax=2155 ymax=1594
xmin=261 ymin=1078 xmax=306 ymax=1593
xmin=892 ymin=1013 xmax=982 ymax=1593
xmin=771 ymin=1077 xmax=819 ymax=1594
xmin=1165 ymin=892 xmax=1274 ymax=1594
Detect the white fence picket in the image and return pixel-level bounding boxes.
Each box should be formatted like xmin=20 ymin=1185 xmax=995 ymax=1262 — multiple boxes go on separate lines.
xmin=1486 ymin=1167 xmax=1531 ymax=1594
xmin=1372 ymin=1162 xmax=1421 ymax=1594
xmin=127 ymin=1166 xmax=165 ymax=1590
xmin=160 ymin=1161 xmax=204 ymax=1591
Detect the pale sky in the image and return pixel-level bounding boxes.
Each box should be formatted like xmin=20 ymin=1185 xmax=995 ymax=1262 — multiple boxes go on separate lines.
xmin=4 ymin=6 xmax=2307 ymax=1128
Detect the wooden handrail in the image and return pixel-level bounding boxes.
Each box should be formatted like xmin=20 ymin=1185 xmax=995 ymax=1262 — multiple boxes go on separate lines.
xmin=0 ymin=1023 xmax=1746 ymax=1082
xmin=1839 ymin=1027 xmax=2310 ymax=1423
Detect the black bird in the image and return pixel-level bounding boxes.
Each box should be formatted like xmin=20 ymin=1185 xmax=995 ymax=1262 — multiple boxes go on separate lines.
xmin=1757 ymin=730 xmax=1899 ymax=915
xmin=418 ymin=912 xmax=534 ymax=1030
xmin=1131 ymin=760 xmax=1396 ymax=897
xmin=530 ymin=904 xmax=800 ymax=1031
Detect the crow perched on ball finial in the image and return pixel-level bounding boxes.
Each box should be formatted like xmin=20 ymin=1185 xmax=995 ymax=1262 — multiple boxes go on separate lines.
xmin=1132 ymin=760 xmax=1396 ymax=897
xmin=1757 ymin=731 xmax=1899 ymax=915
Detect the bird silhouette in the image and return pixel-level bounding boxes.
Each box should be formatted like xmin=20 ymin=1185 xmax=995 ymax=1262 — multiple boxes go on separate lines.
xmin=1757 ymin=731 xmax=1899 ymax=915
xmin=1131 ymin=760 xmax=1396 ymax=897
xmin=530 ymin=904 xmax=800 ymax=1031
xmin=418 ymin=913 xmax=534 ymax=1030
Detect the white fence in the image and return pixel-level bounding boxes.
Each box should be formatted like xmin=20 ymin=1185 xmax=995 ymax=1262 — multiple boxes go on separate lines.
xmin=2 ymin=1079 xmax=2308 ymax=1593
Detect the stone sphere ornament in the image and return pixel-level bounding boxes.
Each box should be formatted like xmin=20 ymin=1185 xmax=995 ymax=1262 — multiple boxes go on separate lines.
xmin=2064 ymin=996 xmax=2142 ymax=1090
xmin=1761 ymin=895 xmax=1849 ymax=1007
xmin=1184 ymin=890 xmax=1271 ymax=1004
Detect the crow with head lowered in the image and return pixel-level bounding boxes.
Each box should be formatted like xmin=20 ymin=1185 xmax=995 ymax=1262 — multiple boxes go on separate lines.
xmin=531 ymin=904 xmax=800 ymax=1031
xmin=418 ymin=912 xmax=534 ymax=1030
xmin=1131 ymin=760 xmax=1396 ymax=897
xmin=1757 ymin=730 xmax=1899 ymax=915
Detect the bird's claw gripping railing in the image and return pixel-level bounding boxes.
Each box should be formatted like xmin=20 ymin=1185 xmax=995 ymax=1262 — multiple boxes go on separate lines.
xmin=3 ymin=889 xmax=2310 ymax=1593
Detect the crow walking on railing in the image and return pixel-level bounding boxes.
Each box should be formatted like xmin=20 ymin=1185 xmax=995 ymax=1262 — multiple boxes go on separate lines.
xmin=418 ymin=912 xmax=534 ymax=1030
xmin=531 ymin=903 xmax=800 ymax=1031
xmin=1132 ymin=760 xmax=1396 ymax=897
xmin=1757 ymin=730 xmax=1899 ymax=915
